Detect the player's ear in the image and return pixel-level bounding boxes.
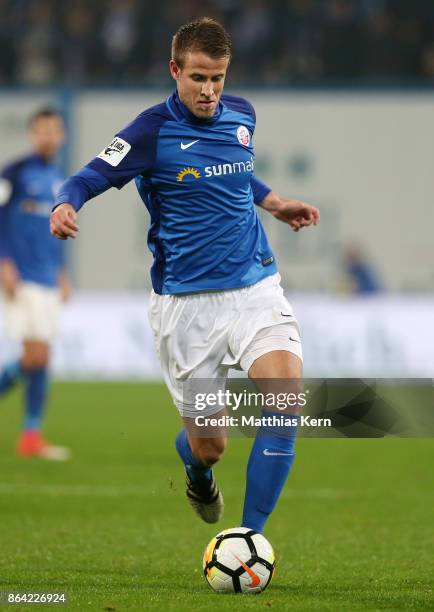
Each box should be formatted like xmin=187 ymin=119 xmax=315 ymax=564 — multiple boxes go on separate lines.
xmin=169 ymin=59 xmax=180 ymax=81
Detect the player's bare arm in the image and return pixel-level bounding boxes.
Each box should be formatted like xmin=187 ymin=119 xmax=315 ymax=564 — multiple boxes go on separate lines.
xmin=50 ymin=203 xmax=79 ymax=240
xmin=57 ymin=268 xmax=71 ymax=302
xmin=0 ymin=257 xmax=20 ymax=298
xmin=259 ymin=190 xmax=320 ymax=232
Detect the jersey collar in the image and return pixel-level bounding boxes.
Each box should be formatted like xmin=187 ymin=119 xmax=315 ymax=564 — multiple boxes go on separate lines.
xmin=167 ymin=91 xmax=223 ymax=125
xmin=29 ymin=153 xmax=55 ymax=166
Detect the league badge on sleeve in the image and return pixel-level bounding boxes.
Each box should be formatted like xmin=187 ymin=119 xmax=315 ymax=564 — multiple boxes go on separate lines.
xmin=237 ymin=125 xmax=251 ymax=146
xmin=97 ymin=137 xmax=131 ymax=167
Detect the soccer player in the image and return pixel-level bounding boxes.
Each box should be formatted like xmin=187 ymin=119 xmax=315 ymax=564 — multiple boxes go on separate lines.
xmin=50 ymin=18 xmax=320 ymax=531
xmin=0 ymin=108 xmax=70 ymax=460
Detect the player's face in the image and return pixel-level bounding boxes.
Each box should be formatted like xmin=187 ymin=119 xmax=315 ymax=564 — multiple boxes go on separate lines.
xmin=29 ymin=116 xmax=65 ymax=159
xmin=170 ymin=52 xmax=230 ymax=119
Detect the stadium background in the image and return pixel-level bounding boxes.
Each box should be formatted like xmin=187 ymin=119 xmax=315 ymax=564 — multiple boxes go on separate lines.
xmin=1 ymin=0 xmax=434 ymax=379
xmin=0 ymin=2 xmax=433 ymax=610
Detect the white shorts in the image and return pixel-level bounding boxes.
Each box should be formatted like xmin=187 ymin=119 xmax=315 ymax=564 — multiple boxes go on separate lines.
xmin=148 ymin=273 xmax=302 ymax=417
xmin=3 ymin=282 xmax=60 ymax=343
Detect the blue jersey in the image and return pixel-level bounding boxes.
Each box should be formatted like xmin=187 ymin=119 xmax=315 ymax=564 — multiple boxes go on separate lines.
xmin=0 ymin=154 xmax=65 ymax=288
xmin=56 ymin=92 xmax=276 ymax=294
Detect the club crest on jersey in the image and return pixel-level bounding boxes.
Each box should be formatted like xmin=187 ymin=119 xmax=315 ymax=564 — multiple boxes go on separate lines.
xmin=97 ymin=137 xmax=131 ymax=167
xmin=176 ymin=167 xmax=201 ymax=182
xmin=237 ymin=125 xmax=251 ymax=146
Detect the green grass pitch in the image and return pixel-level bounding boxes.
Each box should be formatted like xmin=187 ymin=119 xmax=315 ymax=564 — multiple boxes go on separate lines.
xmin=0 ymin=382 xmax=433 ymax=611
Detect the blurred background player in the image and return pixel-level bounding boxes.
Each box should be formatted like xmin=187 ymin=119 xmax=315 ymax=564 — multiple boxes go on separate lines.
xmin=0 ymin=108 xmax=70 ymax=460
xmin=342 ymin=244 xmax=382 ymax=294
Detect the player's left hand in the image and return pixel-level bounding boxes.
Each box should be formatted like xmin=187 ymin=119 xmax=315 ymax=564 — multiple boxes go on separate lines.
xmin=271 ymin=197 xmax=320 ymax=232
xmin=50 ymin=203 xmax=79 ymax=240
xmin=261 ymin=192 xmax=320 ymax=232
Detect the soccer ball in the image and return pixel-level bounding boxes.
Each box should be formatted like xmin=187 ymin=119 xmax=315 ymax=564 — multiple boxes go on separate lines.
xmin=203 ymin=527 xmax=275 ymax=594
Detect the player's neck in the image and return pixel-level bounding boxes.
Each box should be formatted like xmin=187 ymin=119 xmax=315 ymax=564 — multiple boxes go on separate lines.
xmin=33 ymin=150 xmax=55 ymax=163
xmin=173 ymin=90 xmax=221 ymax=124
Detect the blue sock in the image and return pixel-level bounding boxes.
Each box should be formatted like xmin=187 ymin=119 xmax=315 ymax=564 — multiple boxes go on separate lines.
xmin=23 ymin=367 xmax=48 ymax=431
xmin=242 ymin=411 xmax=297 ymax=533
xmin=0 ymin=360 xmax=22 ymax=396
xmin=175 ymin=429 xmax=212 ymax=483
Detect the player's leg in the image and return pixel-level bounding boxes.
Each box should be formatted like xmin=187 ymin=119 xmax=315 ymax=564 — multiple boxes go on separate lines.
xmin=21 ymin=339 xmax=50 ymax=430
xmin=16 ymin=285 xmax=68 ymax=459
xmin=0 ymin=340 xmax=50 ymax=433
xmin=18 ymin=340 xmax=49 ymax=455
xmin=0 ymin=289 xmax=24 ymax=396
xmin=176 ymin=421 xmax=227 ymax=483
xmin=0 ymin=359 xmax=22 ymax=396
xmin=17 ymin=339 xmax=69 ymax=460
xmin=149 ymin=289 xmax=229 ymax=522
xmin=242 ymin=349 xmax=302 ymax=533
xmin=175 ymin=409 xmax=227 ymax=524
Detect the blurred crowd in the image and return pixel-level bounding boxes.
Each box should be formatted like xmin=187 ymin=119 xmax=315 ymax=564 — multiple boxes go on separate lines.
xmin=1 ymin=0 xmax=434 ymax=86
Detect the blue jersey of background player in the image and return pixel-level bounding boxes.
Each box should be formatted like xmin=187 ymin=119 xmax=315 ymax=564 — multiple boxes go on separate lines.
xmin=0 ymin=108 xmax=70 ymax=460
xmin=51 ymin=19 xmax=320 ymax=533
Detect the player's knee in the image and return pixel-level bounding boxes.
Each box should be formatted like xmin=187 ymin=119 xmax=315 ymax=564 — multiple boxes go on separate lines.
xmin=192 ymin=438 xmax=227 ymax=466
xmin=21 ymin=345 xmax=49 ymax=370
xmin=22 ymin=355 xmax=48 ymax=370
xmin=196 ymin=447 xmax=223 ymax=466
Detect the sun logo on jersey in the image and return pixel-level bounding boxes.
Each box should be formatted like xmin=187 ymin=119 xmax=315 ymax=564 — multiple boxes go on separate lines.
xmin=176 ymin=167 xmax=201 ymax=182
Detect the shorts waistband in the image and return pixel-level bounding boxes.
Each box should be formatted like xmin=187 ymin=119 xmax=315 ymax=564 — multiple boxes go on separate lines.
xmin=157 ymin=273 xmax=280 ymax=300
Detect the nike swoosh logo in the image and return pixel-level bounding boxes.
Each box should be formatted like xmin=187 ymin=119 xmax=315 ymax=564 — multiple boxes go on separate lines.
xmin=281 ymin=312 xmax=293 ymax=317
xmin=263 ymin=449 xmax=292 ymax=456
xmin=289 ymin=337 xmax=301 ymax=343
xmin=235 ymin=556 xmax=261 ymax=588
xmin=180 ymin=140 xmax=199 ymax=150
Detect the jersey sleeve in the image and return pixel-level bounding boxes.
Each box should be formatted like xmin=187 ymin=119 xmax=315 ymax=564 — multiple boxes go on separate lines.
xmin=54 ymin=167 xmax=111 ymax=212
xmin=250 ymin=175 xmax=272 ymax=205
xmin=0 ymin=164 xmax=18 ymax=259
xmin=85 ymin=110 xmax=165 ymax=189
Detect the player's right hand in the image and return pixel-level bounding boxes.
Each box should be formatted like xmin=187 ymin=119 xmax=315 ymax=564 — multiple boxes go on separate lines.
xmin=50 ymin=203 xmax=79 ymax=240
xmin=0 ymin=258 xmax=19 ymax=299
